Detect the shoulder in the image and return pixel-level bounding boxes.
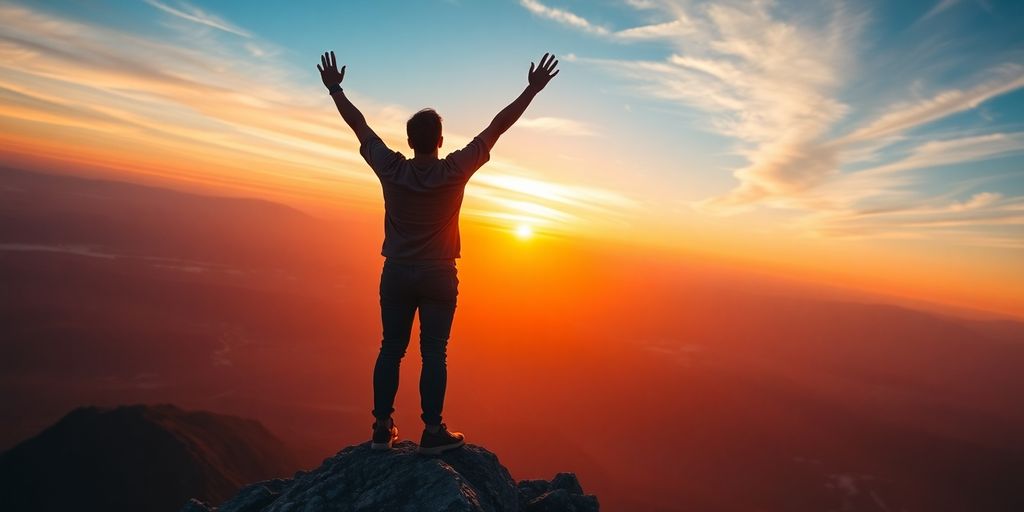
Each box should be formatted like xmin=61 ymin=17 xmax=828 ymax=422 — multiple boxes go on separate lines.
xmin=361 ymin=137 xmax=407 ymax=174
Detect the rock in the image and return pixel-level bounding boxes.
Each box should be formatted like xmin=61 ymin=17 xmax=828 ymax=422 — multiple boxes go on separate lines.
xmin=550 ymin=473 xmax=584 ymax=495
xmin=516 ymin=479 xmax=552 ymax=506
xmin=182 ymin=441 xmax=599 ymax=512
xmin=219 ymin=480 xmax=291 ymax=512
xmin=527 ymin=489 xmax=599 ymax=512
xmin=180 ymin=499 xmax=214 ymax=512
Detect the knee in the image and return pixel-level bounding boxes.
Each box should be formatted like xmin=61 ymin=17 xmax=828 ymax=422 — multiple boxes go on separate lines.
xmin=379 ymin=340 xmax=408 ymax=360
xmin=420 ymin=337 xmax=448 ymax=362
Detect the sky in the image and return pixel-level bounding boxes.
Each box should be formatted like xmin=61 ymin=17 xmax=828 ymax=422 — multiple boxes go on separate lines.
xmin=0 ymin=0 xmax=1022 ymax=316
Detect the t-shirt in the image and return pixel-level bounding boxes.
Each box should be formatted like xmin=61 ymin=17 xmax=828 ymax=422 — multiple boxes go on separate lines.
xmin=359 ymin=136 xmax=490 ymax=260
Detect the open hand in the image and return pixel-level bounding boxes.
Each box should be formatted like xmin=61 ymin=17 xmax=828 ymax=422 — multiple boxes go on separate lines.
xmin=317 ymin=51 xmax=345 ymax=89
xmin=527 ymin=53 xmax=559 ymax=92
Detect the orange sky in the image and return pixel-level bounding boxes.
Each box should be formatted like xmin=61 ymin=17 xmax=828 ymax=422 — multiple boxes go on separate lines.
xmin=0 ymin=1 xmax=1021 ymax=318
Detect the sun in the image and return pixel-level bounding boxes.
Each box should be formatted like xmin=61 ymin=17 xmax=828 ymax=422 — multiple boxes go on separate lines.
xmin=515 ymin=224 xmax=533 ymax=239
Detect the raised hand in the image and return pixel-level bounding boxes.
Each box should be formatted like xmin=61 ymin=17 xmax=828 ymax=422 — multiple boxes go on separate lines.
xmin=527 ymin=53 xmax=560 ymax=93
xmin=317 ymin=50 xmax=345 ymax=89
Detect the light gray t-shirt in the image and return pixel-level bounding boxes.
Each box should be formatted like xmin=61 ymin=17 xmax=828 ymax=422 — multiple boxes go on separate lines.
xmin=359 ymin=136 xmax=490 ymax=260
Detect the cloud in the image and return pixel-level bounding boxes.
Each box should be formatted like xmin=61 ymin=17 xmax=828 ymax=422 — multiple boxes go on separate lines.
xmin=582 ymin=2 xmax=861 ymax=210
xmin=918 ymin=0 xmax=961 ymax=23
xmin=144 ymin=0 xmax=251 ymax=38
xmin=808 ymin=192 xmax=1024 ymax=248
xmin=519 ymin=0 xmax=609 ymax=36
xmin=625 ymin=0 xmax=658 ymax=9
xmin=516 ymin=116 xmax=595 ymax=136
xmin=615 ymin=18 xmax=694 ymax=40
xmin=465 ymin=169 xmax=641 ymax=232
xmin=0 ymin=2 xmax=637 ymax=235
xmin=521 ymin=0 xmax=1024 ymax=248
xmin=854 ymin=132 xmax=1024 ymax=177
xmin=520 ymin=0 xmax=693 ymax=40
xmin=842 ymin=65 xmax=1024 ymax=143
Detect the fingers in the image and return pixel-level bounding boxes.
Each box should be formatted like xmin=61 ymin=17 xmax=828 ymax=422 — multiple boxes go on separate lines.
xmin=535 ymin=53 xmax=558 ymax=73
xmin=550 ymin=69 xmax=559 ymax=78
xmin=317 ymin=64 xmax=323 ymax=72
xmin=319 ymin=51 xmax=338 ymax=71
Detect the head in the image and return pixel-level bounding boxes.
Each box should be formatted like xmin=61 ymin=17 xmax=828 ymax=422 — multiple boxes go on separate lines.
xmin=407 ymin=108 xmax=443 ymax=156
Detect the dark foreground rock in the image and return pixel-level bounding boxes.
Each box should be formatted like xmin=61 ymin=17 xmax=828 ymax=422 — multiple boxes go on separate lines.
xmin=181 ymin=440 xmax=598 ymax=512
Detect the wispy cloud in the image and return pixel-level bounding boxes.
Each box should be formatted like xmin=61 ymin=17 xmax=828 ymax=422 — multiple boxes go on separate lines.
xmin=519 ymin=0 xmax=609 ymax=36
xmin=0 ymin=2 xmax=635 ymax=235
xmin=615 ymin=18 xmax=694 ymax=40
xmin=517 ymin=116 xmax=595 ymax=136
xmin=144 ymin=0 xmax=251 ymax=38
xmin=918 ymin=0 xmax=961 ymax=23
xmin=520 ymin=0 xmax=693 ymax=40
xmin=468 ymin=170 xmax=640 ymax=231
xmin=808 ymin=192 xmax=1024 ymax=249
xmin=841 ymin=65 xmax=1024 ymax=143
xmin=521 ymin=0 xmax=1024 ymax=248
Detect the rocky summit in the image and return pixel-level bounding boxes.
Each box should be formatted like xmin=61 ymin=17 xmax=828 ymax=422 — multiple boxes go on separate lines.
xmin=181 ymin=440 xmax=598 ymax=512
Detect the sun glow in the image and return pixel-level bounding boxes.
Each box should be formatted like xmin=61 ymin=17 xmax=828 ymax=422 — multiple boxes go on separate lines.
xmin=515 ymin=224 xmax=534 ymax=239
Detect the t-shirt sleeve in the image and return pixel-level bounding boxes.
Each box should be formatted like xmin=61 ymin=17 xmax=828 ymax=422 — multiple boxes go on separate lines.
xmin=359 ymin=136 xmax=402 ymax=176
xmin=443 ymin=137 xmax=491 ymax=182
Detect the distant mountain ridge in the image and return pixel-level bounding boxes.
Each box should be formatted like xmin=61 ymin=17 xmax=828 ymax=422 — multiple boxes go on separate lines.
xmin=0 ymin=166 xmax=311 ymax=221
xmin=0 ymin=404 xmax=299 ymax=512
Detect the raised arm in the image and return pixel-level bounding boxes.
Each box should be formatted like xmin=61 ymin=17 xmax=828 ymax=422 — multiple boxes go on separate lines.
xmin=478 ymin=53 xmax=560 ymax=151
xmin=317 ymin=50 xmax=378 ymax=146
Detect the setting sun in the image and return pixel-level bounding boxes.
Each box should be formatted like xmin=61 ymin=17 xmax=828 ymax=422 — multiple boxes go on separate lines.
xmin=515 ymin=224 xmax=533 ymax=239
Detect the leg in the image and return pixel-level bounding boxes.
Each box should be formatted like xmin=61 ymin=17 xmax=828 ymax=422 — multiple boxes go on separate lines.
xmin=372 ymin=263 xmax=416 ymax=422
xmin=416 ymin=264 xmax=458 ymax=426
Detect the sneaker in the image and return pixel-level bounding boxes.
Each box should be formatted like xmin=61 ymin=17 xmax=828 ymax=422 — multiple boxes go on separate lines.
xmin=371 ymin=420 xmax=399 ymax=450
xmin=418 ymin=423 xmax=465 ymax=455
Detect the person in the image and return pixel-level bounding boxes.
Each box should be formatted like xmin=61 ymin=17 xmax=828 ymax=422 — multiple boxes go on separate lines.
xmin=317 ymin=50 xmax=559 ymax=454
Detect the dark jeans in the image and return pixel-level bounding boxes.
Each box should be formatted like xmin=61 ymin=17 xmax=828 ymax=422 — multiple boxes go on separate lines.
xmin=372 ymin=259 xmax=458 ymax=426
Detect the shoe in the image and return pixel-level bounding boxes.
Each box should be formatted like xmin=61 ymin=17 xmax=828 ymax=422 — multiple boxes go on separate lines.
xmin=418 ymin=423 xmax=465 ymax=455
xmin=371 ymin=420 xmax=399 ymax=450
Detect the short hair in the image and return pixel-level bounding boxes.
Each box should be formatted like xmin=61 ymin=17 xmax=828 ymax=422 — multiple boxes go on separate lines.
xmin=407 ymin=108 xmax=443 ymax=154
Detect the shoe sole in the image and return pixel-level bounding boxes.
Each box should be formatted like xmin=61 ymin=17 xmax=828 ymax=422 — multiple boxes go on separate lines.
xmin=417 ymin=438 xmax=465 ymax=455
xmin=371 ymin=434 xmax=399 ymax=451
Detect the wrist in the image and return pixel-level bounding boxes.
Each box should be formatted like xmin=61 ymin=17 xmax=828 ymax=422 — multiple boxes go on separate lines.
xmin=327 ymin=83 xmax=343 ymax=95
xmin=525 ymin=84 xmax=542 ymax=95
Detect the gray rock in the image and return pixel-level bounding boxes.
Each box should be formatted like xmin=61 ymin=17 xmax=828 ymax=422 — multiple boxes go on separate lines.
xmin=516 ymin=479 xmax=551 ymax=506
xmin=526 ymin=489 xmax=599 ymax=512
xmin=549 ymin=473 xmax=584 ymax=495
xmin=220 ymin=480 xmax=292 ymax=512
xmin=180 ymin=498 xmax=214 ymax=512
xmin=181 ymin=441 xmax=598 ymax=512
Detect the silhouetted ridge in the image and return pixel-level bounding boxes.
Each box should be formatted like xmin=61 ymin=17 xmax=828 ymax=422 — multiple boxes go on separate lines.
xmin=181 ymin=440 xmax=599 ymax=512
xmin=0 ymin=404 xmax=297 ymax=512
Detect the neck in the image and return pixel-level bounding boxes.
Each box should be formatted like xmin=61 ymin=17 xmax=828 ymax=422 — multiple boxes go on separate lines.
xmin=413 ymin=151 xmax=438 ymax=160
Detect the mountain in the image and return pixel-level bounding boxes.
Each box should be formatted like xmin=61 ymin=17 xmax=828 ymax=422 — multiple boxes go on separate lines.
xmin=0 ymin=404 xmax=299 ymax=512
xmin=180 ymin=441 xmax=598 ymax=512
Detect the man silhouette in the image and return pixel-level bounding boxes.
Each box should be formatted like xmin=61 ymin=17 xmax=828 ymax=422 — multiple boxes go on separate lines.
xmin=317 ymin=50 xmax=559 ymax=454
